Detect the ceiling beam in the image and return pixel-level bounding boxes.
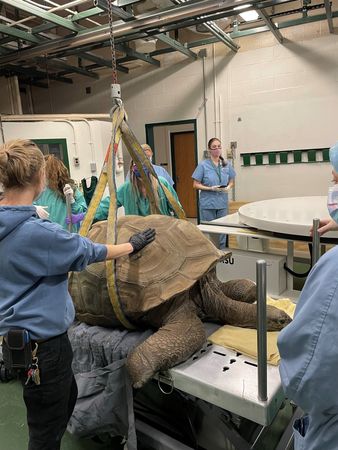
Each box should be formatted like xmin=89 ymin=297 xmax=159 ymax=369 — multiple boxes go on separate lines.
xmin=95 ymin=0 xmax=198 ymax=59
xmin=50 ymin=47 xmax=128 ymax=73
xmin=116 ymin=64 xmax=129 ymax=73
xmin=0 ymin=0 xmax=84 ymax=32
xmin=171 ymin=0 xmax=239 ymax=52
xmin=0 ymin=64 xmax=73 ymax=84
xmin=324 ymin=0 xmax=334 ymax=33
xmin=113 ymin=0 xmax=143 ymax=6
xmin=150 ymin=9 xmax=336 ymax=55
xmin=0 ymin=0 xmax=307 ymax=66
xmin=0 ymin=23 xmax=43 ymax=44
xmin=35 ymin=57 xmax=99 ymax=79
xmin=117 ymin=44 xmax=160 ymax=65
xmin=83 ymin=61 xmax=129 ymax=73
xmin=94 ymin=0 xmax=135 ymax=21
xmin=71 ymin=7 xmax=104 ymax=22
xmin=78 ymin=51 xmax=114 ymax=68
xmin=32 ymin=23 xmax=58 ymax=34
xmin=78 ymin=51 xmax=131 ymax=72
xmin=204 ymin=21 xmax=239 ymax=52
xmin=156 ymin=33 xmax=198 ymax=59
xmin=256 ymin=7 xmax=283 ymax=43
xmin=32 ymin=6 xmax=105 ymax=33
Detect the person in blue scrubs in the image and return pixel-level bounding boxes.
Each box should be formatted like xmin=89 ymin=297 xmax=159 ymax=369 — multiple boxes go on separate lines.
xmin=311 ymin=142 xmax=338 ymax=237
xmin=34 ymin=154 xmax=87 ymax=231
xmin=95 ymin=162 xmax=182 ymax=220
xmin=126 ymin=144 xmax=175 ymax=187
xmin=278 ymin=141 xmax=338 ymax=450
xmin=192 ymin=138 xmax=235 ymax=249
xmin=0 ymin=139 xmax=155 ymax=450
xmin=142 ymin=143 xmax=175 ymax=186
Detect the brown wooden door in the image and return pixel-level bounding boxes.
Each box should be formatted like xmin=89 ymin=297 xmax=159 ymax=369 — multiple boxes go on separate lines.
xmin=171 ymin=131 xmax=197 ymax=218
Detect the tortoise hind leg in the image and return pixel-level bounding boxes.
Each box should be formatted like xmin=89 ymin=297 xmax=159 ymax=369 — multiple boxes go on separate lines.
xmin=126 ymin=296 xmax=206 ymax=389
xmin=206 ymin=268 xmax=256 ymax=304
xmin=195 ymin=276 xmax=291 ymax=331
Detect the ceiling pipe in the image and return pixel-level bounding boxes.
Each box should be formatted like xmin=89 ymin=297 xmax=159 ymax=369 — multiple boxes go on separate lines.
xmin=0 ymin=114 xmax=110 ymax=120
xmin=0 ymin=0 xmax=254 ymax=66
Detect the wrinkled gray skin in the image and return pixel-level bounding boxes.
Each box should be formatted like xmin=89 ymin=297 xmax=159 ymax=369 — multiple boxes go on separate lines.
xmin=127 ymin=269 xmax=291 ymax=388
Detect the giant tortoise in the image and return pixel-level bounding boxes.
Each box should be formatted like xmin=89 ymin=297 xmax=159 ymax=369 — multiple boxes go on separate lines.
xmin=69 ymin=215 xmax=291 ymax=388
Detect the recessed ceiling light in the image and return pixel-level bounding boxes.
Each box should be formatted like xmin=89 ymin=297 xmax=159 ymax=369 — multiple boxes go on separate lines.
xmin=239 ymin=10 xmax=259 ymax=21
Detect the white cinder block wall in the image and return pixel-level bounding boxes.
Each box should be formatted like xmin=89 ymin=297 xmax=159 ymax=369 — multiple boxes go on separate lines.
xmin=3 ymin=21 xmax=338 ymax=202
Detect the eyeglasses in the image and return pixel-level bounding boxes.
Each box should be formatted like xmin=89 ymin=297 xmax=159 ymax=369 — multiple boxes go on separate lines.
xmin=210 ymin=146 xmax=222 ymax=150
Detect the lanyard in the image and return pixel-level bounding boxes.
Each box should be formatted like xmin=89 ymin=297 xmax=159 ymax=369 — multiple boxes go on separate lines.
xmin=211 ymin=161 xmax=222 ymax=183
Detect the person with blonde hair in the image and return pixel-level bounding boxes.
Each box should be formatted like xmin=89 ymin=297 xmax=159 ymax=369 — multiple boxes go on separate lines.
xmin=0 ymin=139 xmax=155 ymax=450
xmin=95 ymin=159 xmax=182 ymax=220
xmin=34 ymin=154 xmax=87 ymax=231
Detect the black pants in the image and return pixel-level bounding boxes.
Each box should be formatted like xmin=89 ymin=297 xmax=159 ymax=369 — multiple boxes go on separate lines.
xmin=21 ymin=333 xmax=78 ymax=450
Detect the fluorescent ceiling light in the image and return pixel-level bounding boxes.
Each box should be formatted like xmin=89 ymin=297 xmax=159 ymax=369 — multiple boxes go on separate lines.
xmin=239 ymin=10 xmax=259 ymax=21
xmin=233 ymin=4 xmax=252 ymax=10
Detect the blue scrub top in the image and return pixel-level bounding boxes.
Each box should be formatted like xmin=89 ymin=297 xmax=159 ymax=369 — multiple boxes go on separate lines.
xmin=192 ymin=159 xmax=236 ymax=209
xmin=278 ymin=245 xmax=338 ymax=450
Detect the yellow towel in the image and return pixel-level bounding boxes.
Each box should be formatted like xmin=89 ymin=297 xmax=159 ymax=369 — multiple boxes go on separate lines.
xmin=208 ymin=297 xmax=296 ymax=366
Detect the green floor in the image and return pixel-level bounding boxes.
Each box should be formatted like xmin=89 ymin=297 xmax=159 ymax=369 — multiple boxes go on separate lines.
xmin=0 ymin=379 xmax=294 ymax=450
xmin=0 ymin=380 xmax=122 ymax=450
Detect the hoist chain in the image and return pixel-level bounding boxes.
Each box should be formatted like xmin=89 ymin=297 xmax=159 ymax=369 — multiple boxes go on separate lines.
xmin=106 ymin=0 xmax=118 ymax=84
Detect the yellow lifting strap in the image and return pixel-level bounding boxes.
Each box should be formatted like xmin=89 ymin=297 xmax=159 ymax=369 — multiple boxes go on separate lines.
xmin=79 ymin=100 xmax=185 ymax=330
xmin=119 ymin=117 xmax=186 ymax=220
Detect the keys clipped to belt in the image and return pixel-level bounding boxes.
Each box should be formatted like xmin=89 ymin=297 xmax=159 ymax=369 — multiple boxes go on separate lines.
xmin=25 ymin=343 xmax=40 ymax=386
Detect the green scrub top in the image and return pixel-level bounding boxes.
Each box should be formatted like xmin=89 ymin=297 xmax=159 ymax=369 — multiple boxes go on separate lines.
xmin=34 ymin=187 xmax=87 ymax=232
xmin=95 ymin=176 xmax=182 ymax=220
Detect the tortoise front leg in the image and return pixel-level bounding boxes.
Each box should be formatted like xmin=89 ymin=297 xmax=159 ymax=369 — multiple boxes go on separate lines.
xmin=126 ymin=296 xmax=206 ymax=389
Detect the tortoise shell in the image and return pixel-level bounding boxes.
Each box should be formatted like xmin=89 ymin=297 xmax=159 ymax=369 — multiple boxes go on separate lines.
xmin=69 ymin=215 xmax=226 ymax=327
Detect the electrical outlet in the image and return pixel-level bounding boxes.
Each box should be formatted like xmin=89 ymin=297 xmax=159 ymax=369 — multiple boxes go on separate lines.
xmin=73 ymin=156 xmax=80 ymax=166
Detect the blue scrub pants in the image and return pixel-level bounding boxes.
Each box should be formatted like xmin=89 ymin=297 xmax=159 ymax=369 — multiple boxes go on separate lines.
xmin=200 ymin=208 xmax=228 ymax=249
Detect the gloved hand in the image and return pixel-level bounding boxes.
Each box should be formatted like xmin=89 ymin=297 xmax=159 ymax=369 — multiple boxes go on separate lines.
xmin=210 ymin=185 xmax=228 ymax=192
xmin=65 ymin=212 xmax=85 ymax=225
xmin=63 ymin=184 xmax=75 ymax=204
xmin=129 ymin=228 xmax=156 ymax=254
xmin=35 ymin=205 xmax=49 ymax=219
xmin=218 ymin=186 xmax=230 ymax=193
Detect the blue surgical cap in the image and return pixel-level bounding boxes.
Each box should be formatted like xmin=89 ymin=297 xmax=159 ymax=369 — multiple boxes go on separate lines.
xmin=329 ymin=142 xmax=338 ymax=172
